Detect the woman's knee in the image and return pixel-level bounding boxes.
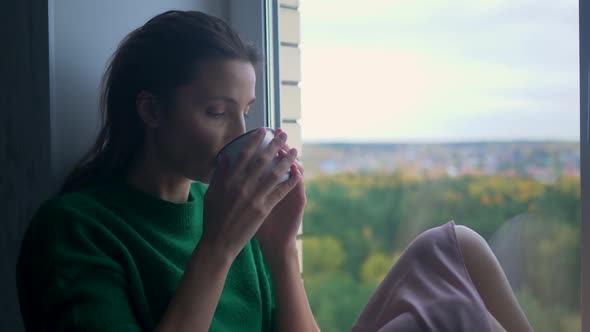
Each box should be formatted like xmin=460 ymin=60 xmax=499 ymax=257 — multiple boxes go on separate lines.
xmin=454 ymin=225 xmax=492 ymax=258
xmin=400 ymin=224 xmax=457 ymax=264
xmin=401 ymin=224 xmax=492 ymax=270
xmin=453 ymin=224 xmax=533 ymax=332
xmin=455 ymin=225 xmax=505 ymax=283
xmin=453 ymin=224 xmax=506 ymax=296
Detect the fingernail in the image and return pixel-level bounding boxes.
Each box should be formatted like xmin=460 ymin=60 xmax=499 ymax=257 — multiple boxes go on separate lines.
xmin=278 ymin=132 xmax=287 ymax=141
xmin=289 ymin=148 xmax=298 ymax=157
xmin=257 ymin=128 xmax=267 ymax=135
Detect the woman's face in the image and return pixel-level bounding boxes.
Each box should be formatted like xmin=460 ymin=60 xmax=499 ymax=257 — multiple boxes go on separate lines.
xmin=154 ymin=59 xmax=256 ymax=184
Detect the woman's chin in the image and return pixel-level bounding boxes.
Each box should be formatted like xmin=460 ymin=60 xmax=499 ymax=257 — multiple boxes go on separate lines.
xmin=186 ymin=161 xmax=216 ymax=184
xmin=195 ymin=168 xmax=214 ymax=185
xmin=189 ymin=173 xmax=211 ymax=184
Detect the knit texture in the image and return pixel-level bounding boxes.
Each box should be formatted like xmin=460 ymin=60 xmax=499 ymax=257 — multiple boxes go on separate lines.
xmin=17 ymin=180 xmax=275 ymax=331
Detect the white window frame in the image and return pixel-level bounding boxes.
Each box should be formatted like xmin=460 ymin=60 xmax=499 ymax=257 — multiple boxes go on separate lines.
xmin=230 ymin=0 xmax=304 ymax=271
xmin=580 ymin=1 xmax=589 ymax=330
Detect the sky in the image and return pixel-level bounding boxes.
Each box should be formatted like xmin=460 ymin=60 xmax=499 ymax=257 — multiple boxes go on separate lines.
xmin=298 ymin=0 xmax=580 ymax=143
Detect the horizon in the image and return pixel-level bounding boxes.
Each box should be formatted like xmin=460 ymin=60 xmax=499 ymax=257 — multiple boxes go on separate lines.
xmin=302 ymin=138 xmax=580 ymax=145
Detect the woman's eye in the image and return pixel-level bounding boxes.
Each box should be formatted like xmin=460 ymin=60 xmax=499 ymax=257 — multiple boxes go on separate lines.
xmin=207 ymin=110 xmax=225 ymax=117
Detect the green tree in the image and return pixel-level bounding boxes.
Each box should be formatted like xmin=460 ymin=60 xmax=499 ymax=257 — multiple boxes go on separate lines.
xmin=304 ymin=273 xmax=376 ymax=332
xmin=360 ymin=251 xmax=401 ymax=285
xmin=302 ymin=172 xmax=581 ymax=331
xmin=302 ymin=236 xmax=346 ymax=276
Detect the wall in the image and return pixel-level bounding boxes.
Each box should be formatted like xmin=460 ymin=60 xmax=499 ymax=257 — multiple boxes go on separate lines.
xmin=278 ymin=0 xmax=304 ymax=271
xmin=1 ymin=1 xmax=228 ymax=330
xmin=1 ymin=0 xmax=51 ymax=330
xmin=50 ymin=0 xmax=229 ymax=182
xmin=278 ymin=0 xmax=302 ymax=155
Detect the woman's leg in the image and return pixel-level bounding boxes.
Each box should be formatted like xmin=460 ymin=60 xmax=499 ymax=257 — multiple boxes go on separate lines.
xmin=351 ymin=222 xmax=496 ymax=332
xmin=487 ymin=310 xmax=508 ymax=332
xmin=454 ymin=225 xmax=534 ymax=332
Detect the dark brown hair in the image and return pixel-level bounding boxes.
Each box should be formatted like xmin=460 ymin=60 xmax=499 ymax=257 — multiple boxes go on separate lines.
xmin=61 ymin=10 xmax=260 ymax=193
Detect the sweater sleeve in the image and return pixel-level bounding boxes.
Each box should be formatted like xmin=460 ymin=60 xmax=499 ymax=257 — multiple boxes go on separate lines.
xmin=17 ymin=198 xmax=145 ymax=332
xmin=44 ymin=264 xmax=143 ymax=332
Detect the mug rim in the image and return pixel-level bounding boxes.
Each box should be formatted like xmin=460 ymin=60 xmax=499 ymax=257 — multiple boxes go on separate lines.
xmin=215 ymin=127 xmax=275 ymax=160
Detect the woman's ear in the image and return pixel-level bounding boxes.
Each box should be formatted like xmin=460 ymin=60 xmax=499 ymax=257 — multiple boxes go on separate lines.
xmin=136 ymin=91 xmax=162 ymax=128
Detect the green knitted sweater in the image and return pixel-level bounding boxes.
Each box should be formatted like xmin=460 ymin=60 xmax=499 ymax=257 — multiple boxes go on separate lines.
xmin=17 ymin=181 xmax=275 ymax=331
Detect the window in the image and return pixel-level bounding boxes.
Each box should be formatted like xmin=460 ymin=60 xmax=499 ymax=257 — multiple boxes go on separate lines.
xmin=578 ymin=0 xmax=589 ymax=329
xmin=232 ymin=0 xmax=305 ymax=269
xmin=291 ymin=1 xmax=582 ymax=332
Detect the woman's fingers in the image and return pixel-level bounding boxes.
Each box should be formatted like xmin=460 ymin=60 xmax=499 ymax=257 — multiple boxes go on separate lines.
xmin=266 ymin=161 xmax=302 ymax=206
xmin=245 ymin=131 xmax=288 ymax=180
xmin=294 ymin=158 xmax=304 ymax=175
xmin=213 ymin=127 xmax=300 ymax=212
xmin=278 ymin=146 xmax=304 ymax=176
xmin=275 ymin=131 xmax=293 ymax=156
xmin=258 ymin=147 xmax=298 ymax=195
xmin=274 ymin=129 xmax=304 ymax=173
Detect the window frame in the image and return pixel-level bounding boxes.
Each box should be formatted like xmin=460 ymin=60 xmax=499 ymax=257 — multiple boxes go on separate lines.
xmin=241 ymin=0 xmax=588 ymax=329
xmin=579 ymin=1 xmax=589 ymax=330
xmin=229 ymin=0 xmax=281 ymax=131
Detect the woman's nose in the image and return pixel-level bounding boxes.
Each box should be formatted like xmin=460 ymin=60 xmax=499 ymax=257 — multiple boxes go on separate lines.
xmin=234 ymin=121 xmax=246 ymax=137
xmin=226 ymin=117 xmax=246 ymax=141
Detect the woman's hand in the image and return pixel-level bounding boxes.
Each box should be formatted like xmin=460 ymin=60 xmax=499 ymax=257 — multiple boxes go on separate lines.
xmin=256 ymin=128 xmax=307 ymax=260
xmin=254 ymin=130 xmax=319 ymax=332
xmin=201 ymin=128 xmax=302 ymax=262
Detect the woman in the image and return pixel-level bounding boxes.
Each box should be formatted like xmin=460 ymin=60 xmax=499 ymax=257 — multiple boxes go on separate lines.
xmin=16 ymin=10 xmax=533 ymax=332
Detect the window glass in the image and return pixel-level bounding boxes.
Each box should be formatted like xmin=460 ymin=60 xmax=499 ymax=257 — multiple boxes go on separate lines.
xmin=299 ymin=1 xmax=581 ymax=331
